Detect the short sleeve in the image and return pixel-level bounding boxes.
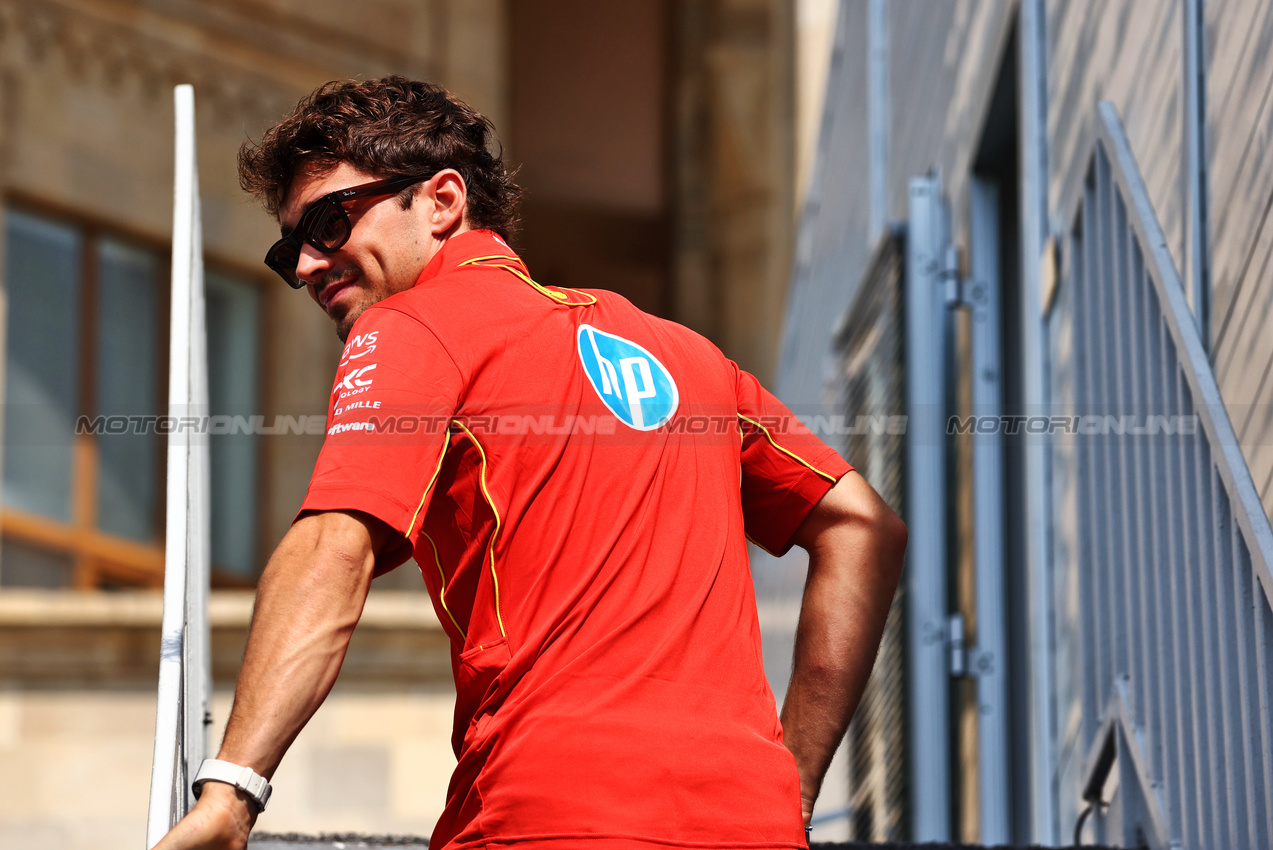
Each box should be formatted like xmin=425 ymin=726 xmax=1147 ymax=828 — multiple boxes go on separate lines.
xmin=736 ymin=367 xmax=853 ymax=555
xmin=299 ymin=305 xmax=464 ymax=573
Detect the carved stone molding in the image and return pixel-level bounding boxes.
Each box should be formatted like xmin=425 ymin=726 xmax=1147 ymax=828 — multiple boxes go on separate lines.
xmin=0 ymin=0 xmax=303 ymax=128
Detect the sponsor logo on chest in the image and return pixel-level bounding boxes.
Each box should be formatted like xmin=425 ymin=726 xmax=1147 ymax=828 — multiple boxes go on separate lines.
xmin=576 ymin=324 xmax=679 ymax=431
xmin=335 ymin=330 xmax=379 ymax=404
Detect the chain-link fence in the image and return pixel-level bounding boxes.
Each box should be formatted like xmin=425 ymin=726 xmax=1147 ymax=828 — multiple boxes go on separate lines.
xmin=833 ymin=230 xmax=908 ymax=843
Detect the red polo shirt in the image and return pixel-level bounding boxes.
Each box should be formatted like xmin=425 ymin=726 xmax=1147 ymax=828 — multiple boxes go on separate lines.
xmin=300 ymin=230 xmax=851 ymax=849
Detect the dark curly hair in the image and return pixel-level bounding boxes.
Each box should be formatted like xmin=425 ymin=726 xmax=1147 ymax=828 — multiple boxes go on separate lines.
xmin=239 ymin=76 xmax=523 ymax=241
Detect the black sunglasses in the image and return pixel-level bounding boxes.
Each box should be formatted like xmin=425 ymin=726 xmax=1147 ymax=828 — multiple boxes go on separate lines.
xmin=264 ymin=174 xmax=433 ymax=288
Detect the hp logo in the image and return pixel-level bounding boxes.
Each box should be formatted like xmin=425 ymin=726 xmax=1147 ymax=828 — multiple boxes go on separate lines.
xmin=577 ymin=324 xmax=679 ymax=431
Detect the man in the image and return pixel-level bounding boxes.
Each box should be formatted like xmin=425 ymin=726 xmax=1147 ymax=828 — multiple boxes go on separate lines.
xmin=156 ymin=76 xmax=905 ymax=850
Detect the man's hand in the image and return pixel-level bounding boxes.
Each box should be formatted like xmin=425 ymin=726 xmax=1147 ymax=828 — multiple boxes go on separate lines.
xmin=780 ymin=471 xmax=906 ymax=823
xmin=151 ymin=783 xmax=256 ymax=850
xmin=152 ymin=509 xmax=396 ymax=848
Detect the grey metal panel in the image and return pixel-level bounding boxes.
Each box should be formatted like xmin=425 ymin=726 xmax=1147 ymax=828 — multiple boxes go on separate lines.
xmin=1220 ymin=471 xmax=1248 ymax=846
xmin=969 ymin=178 xmax=1010 ymax=845
xmin=1239 ymin=539 xmax=1273 ymax=850
xmin=1205 ymin=0 xmax=1273 ymax=363
xmin=777 ymin=0 xmax=871 ymax=412
xmin=1047 ymin=224 xmax=1085 ymax=844
xmin=1092 ymin=152 xmax=1117 ymax=711
xmin=886 ymin=0 xmax=1013 ymax=248
xmin=868 ymin=0 xmax=888 ymax=239
xmin=1193 ymin=437 xmax=1221 ymax=850
xmin=1146 ymin=262 xmax=1188 ymax=846
xmin=1018 ymin=5 xmax=1057 ymax=841
xmin=1097 ymin=102 xmax=1273 ymax=608
xmin=1194 ymin=0 xmax=1273 ymax=529
xmin=1257 ymin=579 xmax=1273 ymax=837
xmin=904 ymin=175 xmax=951 ymax=842
xmin=1127 ymin=227 xmax=1158 ymax=789
xmin=1047 ymin=0 xmax=1184 ymax=277
xmin=1182 ymin=0 xmax=1210 ymax=343
xmin=1076 ymin=180 xmax=1100 ymax=747
xmin=1065 ymin=103 xmax=1273 ymax=849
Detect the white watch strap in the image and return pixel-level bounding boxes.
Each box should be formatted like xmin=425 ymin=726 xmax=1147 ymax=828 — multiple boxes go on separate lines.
xmin=192 ymin=758 xmax=272 ymax=812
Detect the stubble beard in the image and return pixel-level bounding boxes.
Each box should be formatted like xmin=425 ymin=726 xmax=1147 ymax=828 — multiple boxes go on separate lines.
xmin=317 ymin=267 xmax=371 ymax=343
xmin=333 ymin=298 xmax=368 ymax=343
xmin=333 ymin=304 xmax=358 ymax=343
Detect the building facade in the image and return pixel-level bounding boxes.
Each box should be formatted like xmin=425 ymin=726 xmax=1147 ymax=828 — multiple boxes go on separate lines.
xmin=775 ymin=0 xmax=1273 ymax=847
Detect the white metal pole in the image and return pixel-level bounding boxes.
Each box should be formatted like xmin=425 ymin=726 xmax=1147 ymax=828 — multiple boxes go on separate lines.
xmin=147 ymin=83 xmax=210 ymax=848
xmin=182 ymin=97 xmax=212 ymax=802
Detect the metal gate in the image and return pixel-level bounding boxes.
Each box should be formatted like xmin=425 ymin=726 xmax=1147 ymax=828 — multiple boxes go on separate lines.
xmin=1058 ymin=102 xmax=1273 ymax=850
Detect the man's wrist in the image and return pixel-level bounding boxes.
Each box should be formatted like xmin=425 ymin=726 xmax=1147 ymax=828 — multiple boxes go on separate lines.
xmin=193 ymin=778 xmax=256 ymax=813
xmin=193 ymin=758 xmax=272 ymax=812
xmin=185 ymin=780 xmax=257 ymax=848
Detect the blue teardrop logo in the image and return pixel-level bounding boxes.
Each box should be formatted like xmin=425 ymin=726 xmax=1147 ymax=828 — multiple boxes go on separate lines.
xmin=577 ymin=324 xmax=679 ymax=431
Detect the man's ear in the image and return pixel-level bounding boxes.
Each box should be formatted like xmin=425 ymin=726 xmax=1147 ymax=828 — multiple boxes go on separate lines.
xmin=424 ymin=169 xmax=469 ymax=236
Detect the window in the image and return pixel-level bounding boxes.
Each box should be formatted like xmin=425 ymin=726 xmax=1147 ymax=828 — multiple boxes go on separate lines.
xmin=206 ymin=270 xmax=262 ymax=578
xmin=0 ymin=206 xmax=264 ymax=588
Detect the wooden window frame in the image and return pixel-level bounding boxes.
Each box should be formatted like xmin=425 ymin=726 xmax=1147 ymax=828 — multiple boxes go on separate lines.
xmin=1 ymin=196 xmax=266 ymax=589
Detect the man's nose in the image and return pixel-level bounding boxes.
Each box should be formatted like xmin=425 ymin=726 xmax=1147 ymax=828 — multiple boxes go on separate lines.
xmin=295 ymin=242 xmax=331 ymax=286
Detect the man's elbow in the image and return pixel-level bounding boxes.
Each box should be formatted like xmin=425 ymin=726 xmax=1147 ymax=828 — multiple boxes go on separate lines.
xmin=795 ymin=472 xmax=907 ymax=567
xmin=876 ymin=505 xmax=907 ymax=575
xmin=853 ymin=499 xmax=906 ymax=574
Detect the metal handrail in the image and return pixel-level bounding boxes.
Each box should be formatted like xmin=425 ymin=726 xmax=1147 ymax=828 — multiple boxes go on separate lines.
xmin=146 ymin=84 xmax=212 ymax=848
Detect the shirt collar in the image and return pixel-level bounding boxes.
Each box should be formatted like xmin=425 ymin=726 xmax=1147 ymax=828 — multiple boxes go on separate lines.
xmin=413 ymin=229 xmax=522 ymax=288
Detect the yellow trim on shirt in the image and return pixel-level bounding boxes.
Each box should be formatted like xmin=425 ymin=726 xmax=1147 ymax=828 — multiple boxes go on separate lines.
xmin=405 ymin=431 xmax=467 ymax=640
xmin=407 ymin=431 xmax=452 ymax=536
xmin=736 ymin=413 xmax=838 ymax=483
xmin=421 ymin=530 xmax=467 ymax=640
xmin=451 ymin=420 xmax=508 ymax=639
xmin=745 ymin=531 xmax=780 ymax=558
xmin=459 ymin=254 xmax=597 ymax=306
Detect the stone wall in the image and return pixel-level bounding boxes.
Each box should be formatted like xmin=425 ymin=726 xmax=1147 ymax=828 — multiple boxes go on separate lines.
xmin=0 ymin=588 xmax=454 ymax=849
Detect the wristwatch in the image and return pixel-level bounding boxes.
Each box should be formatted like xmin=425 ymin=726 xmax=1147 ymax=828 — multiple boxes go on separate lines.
xmin=192 ymin=758 xmax=272 ymax=812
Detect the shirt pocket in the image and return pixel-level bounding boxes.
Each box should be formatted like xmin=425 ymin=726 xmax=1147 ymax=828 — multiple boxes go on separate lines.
xmin=451 ymin=638 xmax=513 ymax=756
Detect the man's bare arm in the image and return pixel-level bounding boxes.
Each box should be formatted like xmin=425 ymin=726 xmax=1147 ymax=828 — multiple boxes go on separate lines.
xmin=153 ymin=509 xmax=395 ymax=850
xmin=780 ymin=470 xmax=907 ymax=825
